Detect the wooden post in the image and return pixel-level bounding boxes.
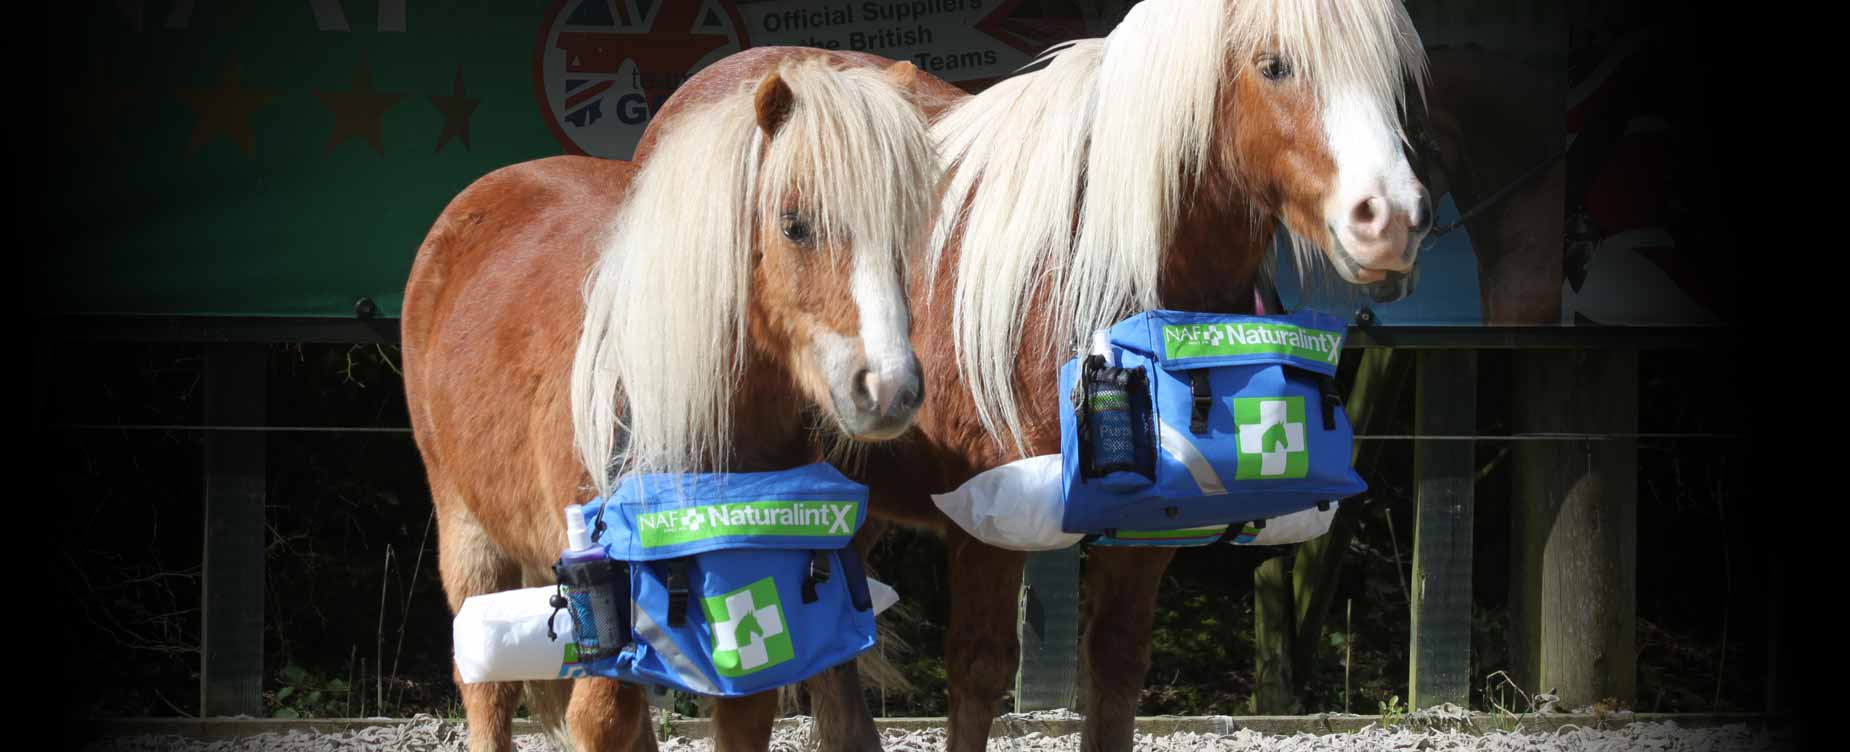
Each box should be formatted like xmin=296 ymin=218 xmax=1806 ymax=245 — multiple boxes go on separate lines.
xmin=1015 ymin=547 xmax=1080 ymax=711
xmin=1248 ymin=348 xmax=1411 ymax=713
xmin=201 ymin=344 xmax=267 ymax=716
xmin=1409 ymin=350 xmax=1475 ymax=709
xmin=1509 ymin=350 xmax=1637 ymax=708
xmin=1250 ymin=556 xmax=1299 ymax=714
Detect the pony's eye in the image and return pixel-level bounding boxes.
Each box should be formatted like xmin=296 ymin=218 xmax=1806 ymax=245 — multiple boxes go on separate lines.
xmin=1258 ymin=55 xmax=1291 ymax=81
xmin=781 ymin=212 xmax=813 ymax=246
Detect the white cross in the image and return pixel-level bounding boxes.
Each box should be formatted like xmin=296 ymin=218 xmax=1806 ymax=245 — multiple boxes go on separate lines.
xmin=1237 ymin=399 xmax=1305 ymax=476
xmin=711 ymin=590 xmax=784 ymax=670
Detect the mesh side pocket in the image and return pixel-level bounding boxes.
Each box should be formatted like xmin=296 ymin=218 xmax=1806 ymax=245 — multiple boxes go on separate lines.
xmin=555 ymin=558 xmax=630 ymax=663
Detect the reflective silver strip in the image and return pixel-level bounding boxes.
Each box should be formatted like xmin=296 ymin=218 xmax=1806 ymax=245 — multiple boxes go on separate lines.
xmin=631 ymin=599 xmax=721 ymax=695
xmin=1157 ymin=422 xmax=1227 ymax=495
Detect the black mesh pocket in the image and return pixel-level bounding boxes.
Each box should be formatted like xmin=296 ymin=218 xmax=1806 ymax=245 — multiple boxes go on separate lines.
xmin=1077 ymin=355 xmax=1155 ymax=480
xmin=555 ymin=558 xmax=630 ymax=663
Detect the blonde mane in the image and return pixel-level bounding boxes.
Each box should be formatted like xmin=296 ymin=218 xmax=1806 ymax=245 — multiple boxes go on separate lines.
xmin=929 ymin=0 xmax=1425 ymax=456
xmin=571 ymin=59 xmax=936 ymax=497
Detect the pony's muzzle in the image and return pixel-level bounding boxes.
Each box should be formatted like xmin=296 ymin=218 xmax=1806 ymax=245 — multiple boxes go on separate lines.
xmin=1338 ymin=196 xmax=1416 ymax=275
xmin=846 ymin=356 xmax=924 ymax=438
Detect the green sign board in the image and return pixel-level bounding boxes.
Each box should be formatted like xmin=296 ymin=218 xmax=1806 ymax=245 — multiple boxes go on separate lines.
xmin=45 ymin=0 xmax=1075 ymax=319
xmin=49 ymin=3 xmax=564 ymax=317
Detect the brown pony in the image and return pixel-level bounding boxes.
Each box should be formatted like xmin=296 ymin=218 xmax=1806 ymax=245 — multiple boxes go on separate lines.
xmin=637 ymin=2 xmax=1430 ymax=750
xmin=401 ymin=57 xmax=937 ymax=752
xmin=1410 ymin=45 xmax=1564 ymax=325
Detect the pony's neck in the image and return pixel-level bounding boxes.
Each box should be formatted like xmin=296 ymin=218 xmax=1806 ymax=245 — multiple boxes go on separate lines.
xmin=721 ymin=348 xmax=814 ymax=473
xmin=1159 ymin=150 xmax=1264 ymax=314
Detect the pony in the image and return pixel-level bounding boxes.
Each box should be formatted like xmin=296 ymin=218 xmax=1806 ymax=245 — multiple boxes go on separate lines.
xmin=401 ymin=57 xmax=938 ymax=752
xmin=1407 ymin=44 xmax=1564 ymax=325
xmin=637 ymin=1 xmax=1430 ymax=749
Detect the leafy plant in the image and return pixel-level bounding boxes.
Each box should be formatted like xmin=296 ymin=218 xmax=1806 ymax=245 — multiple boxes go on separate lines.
xmin=1377 ymin=693 xmax=1406 ymax=728
xmin=268 ymin=664 xmax=352 ymax=719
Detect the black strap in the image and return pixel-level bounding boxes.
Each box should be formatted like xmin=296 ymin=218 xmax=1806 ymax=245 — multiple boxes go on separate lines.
xmin=802 ymin=550 xmax=833 ymax=604
xmin=1213 ymin=523 xmax=1249 ymax=546
xmin=664 ymin=559 xmax=691 ymax=627
xmin=836 ymin=549 xmax=873 ymax=612
xmin=546 ymin=576 xmax=569 ymax=643
xmin=1317 ymin=375 xmax=1340 ymax=431
xmin=1189 ymin=370 xmax=1212 ymax=434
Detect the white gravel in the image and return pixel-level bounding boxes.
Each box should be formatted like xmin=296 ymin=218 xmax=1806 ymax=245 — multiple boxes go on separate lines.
xmin=85 ymin=715 xmax=1792 ymax=752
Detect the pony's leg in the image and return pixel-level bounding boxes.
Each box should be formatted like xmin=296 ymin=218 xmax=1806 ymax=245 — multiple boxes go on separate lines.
xmin=566 ymin=678 xmax=658 ymax=751
xmin=804 ymin=518 xmax=889 ymax=752
xmin=708 ymin=690 xmax=782 ymax=752
xmin=1077 ymin=546 xmax=1176 ymax=752
xmin=804 ymin=663 xmax=881 ymax=751
xmin=437 ymin=499 xmax=524 ymax=752
xmin=944 ymin=529 xmax=1027 ymax=752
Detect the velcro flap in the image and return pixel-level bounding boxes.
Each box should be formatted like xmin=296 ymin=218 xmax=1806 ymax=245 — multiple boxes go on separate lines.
xmin=588 ymin=463 xmax=867 ymax=561
xmin=1116 ymin=310 xmax=1346 ymax=377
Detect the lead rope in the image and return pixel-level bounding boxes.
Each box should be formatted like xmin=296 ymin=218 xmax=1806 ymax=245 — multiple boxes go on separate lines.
xmin=1422 ymin=146 xmax=1570 ymax=248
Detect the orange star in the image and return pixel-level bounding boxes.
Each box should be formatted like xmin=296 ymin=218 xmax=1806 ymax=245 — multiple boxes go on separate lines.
xmin=175 ymin=60 xmax=278 ymax=158
xmin=315 ymin=61 xmax=404 ymax=155
xmin=429 ymin=66 xmax=481 ymax=153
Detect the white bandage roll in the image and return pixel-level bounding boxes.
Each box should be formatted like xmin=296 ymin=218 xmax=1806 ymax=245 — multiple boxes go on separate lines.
xmin=453 ymin=577 xmax=904 ymax=684
xmin=931 ymin=454 xmax=1084 ymax=551
xmin=453 ymin=586 xmax=576 ymax=684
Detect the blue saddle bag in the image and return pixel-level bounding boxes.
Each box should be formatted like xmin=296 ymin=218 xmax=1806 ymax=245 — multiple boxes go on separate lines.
xmin=564 ymin=463 xmax=875 ymax=696
xmin=1059 ymin=310 xmax=1365 ymax=536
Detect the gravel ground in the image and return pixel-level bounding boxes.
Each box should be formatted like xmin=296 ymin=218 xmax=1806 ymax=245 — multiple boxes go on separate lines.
xmin=85 ymin=715 xmax=1793 ymax=752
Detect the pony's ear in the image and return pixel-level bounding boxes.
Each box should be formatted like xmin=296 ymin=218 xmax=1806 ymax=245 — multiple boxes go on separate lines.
xmin=754 ymin=72 xmax=795 ymax=136
xmin=881 ymin=61 xmax=921 ymax=100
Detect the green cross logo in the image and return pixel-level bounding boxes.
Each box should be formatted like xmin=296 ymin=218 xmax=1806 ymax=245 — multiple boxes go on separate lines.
xmin=701 ymin=577 xmax=794 ymax=677
xmin=1233 ymin=397 xmax=1309 ymax=479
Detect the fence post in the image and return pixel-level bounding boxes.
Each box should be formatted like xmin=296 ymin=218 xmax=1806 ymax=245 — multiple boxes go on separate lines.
xmin=1509 ymin=350 xmax=1637 ymax=707
xmin=1016 ymin=548 xmax=1080 ymax=711
xmin=1409 ymin=350 xmax=1476 ymax=709
xmin=201 ymin=344 xmax=267 ymax=716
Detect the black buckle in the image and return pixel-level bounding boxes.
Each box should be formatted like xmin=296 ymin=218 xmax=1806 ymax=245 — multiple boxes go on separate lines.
xmin=802 ymin=551 xmax=832 ymax=604
xmin=664 ymin=559 xmax=690 ymax=627
xmin=1317 ymin=374 xmax=1340 ymax=431
xmin=1189 ymin=370 xmax=1212 ymax=434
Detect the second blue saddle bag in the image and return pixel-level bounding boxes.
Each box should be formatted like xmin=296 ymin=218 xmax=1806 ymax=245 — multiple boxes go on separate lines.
xmin=567 ymin=463 xmax=876 ymax=696
xmin=1059 ymin=310 xmax=1366 ymax=535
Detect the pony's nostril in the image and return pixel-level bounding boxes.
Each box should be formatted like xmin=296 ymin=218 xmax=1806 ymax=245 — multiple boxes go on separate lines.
xmin=1350 ymin=197 xmax=1389 ymax=237
xmin=853 ymin=368 xmax=878 ymax=412
xmin=889 ymin=372 xmax=924 ymax=415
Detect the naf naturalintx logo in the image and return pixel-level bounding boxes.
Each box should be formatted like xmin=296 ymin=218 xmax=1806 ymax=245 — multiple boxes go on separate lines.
xmin=635 ymin=500 xmax=857 ymax=547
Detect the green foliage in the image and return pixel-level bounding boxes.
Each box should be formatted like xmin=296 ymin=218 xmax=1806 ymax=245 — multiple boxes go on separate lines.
xmin=267 ymin=664 xmax=352 ymax=719
xmin=1377 ymin=693 xmax=1406 ymax=727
